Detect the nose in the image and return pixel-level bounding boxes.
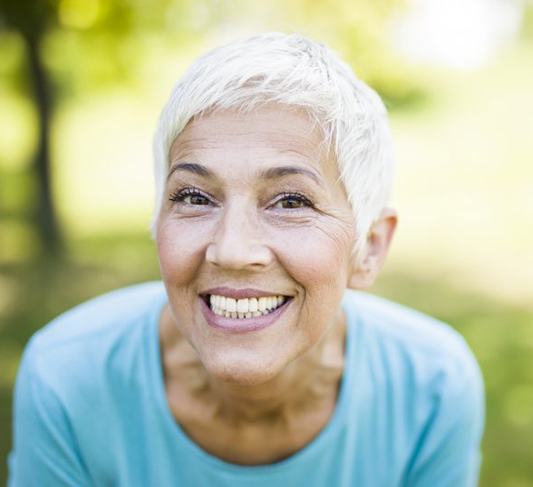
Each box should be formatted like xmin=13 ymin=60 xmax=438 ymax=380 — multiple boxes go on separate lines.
xmin=205 ymin=201 xmax=274 ymax=270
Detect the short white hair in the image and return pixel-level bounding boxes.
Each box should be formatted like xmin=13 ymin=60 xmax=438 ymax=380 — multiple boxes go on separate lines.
xmin=152 ymin=32 xmax=394 ymax=260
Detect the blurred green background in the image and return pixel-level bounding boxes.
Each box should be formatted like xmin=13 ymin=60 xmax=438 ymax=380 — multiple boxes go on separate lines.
xmin=1 ymin=0 xmax=532 ymax=485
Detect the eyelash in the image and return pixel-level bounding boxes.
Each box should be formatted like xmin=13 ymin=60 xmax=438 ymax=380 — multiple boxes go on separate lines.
xmin=271 ymin=192 xmax=314 ymax=210
xmin=168 ymin=187 xmax=314 ymax=210
xmin=169 ymin=187 xmax=214 ymax=206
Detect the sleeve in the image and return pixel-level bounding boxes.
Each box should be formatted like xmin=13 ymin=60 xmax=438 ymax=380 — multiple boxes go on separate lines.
xmin=403 ymin=351 xmax=485 ymax=487
xmin=8 ymin=343 xmax=90 ymax=487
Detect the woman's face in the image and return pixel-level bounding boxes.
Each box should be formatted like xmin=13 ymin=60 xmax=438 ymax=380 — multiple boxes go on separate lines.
xmin=157 ymin=105 xmax=358 ymax=385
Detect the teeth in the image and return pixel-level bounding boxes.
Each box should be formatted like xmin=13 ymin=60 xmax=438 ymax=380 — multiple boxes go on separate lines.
xmin=208 ymin=294 xmax=287 ymax=319
xmin=237 ymin=299 xmax=248 ymax=313
xmin=226 ymin=298 xmax=236 ymax=313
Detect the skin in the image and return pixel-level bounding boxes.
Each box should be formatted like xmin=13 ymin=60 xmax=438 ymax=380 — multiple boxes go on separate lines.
xmin=156 ymin=105 xmax=397 ymax=464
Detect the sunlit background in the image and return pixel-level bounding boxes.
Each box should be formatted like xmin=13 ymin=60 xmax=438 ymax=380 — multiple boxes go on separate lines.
xmin=1 ymin=0 xmax=532 ymax=485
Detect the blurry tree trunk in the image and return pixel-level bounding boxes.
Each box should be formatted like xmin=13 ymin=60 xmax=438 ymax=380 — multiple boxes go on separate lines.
xmin=24 ymin=34 xmax=62 ymax=254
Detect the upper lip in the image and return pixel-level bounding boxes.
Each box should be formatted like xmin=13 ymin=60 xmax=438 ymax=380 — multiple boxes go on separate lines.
xmin=201 ymin=287 xmax=291 ymax=299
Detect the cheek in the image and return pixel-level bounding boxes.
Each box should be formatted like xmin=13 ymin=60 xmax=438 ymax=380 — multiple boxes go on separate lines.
xmin=273 ymin=220 xmax=354 ymax=293
xmin=156 ymin=218 xmax=211 ymax=286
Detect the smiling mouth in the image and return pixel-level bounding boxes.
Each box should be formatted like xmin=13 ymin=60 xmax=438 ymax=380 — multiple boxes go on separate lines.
xmin=201 ymin=294 xmax=291 ymax=320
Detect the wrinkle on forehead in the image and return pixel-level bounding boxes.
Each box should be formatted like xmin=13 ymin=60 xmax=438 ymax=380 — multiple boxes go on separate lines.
xmin=168 ymin=106 xmax=348 ymax=205
xmin=170 ymin=106 xmax=328 ymax=166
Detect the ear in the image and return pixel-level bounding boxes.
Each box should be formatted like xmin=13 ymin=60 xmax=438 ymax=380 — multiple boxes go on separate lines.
xmin=348 ymin=208 xmax=397 ymax=290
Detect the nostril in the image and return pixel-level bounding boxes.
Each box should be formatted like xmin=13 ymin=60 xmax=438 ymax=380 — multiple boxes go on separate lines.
xmin=205 ymin=234 xmax=274 ymax=270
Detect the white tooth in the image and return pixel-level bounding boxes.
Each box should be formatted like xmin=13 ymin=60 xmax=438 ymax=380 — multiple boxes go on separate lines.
xmin=224 ymin=311 xmax=231 ymax=318
xmin=253 ymin=311 xmax=261 ymax=317
xmin=215 ymin=295 xmax=221 ymax=307
xmin=245 ymin=312 xmax=252 ymax=319
xmin=249 ymin=297 xmax=258 ymax=312
xmin=237 ymin=299 xmax=248 ymax=313
xmin=210 ymin=295 xmax=216 ymax=308
xmin=277 ymin=296 xmax=284 ymax=305
xmin=226 ymin=298 xmax=236 ymax=312
xmin=237 ymin=312 xmax=244 ymax=319
xmin=258 ymin=297 xmax=267 ymax=311
xmin=220 ymin=296 xmax=226 ymax=310
xmin=230 ymin=311 xmax=237 ymax=319
xmin=268 ymin=297 xmax=275 ymax=309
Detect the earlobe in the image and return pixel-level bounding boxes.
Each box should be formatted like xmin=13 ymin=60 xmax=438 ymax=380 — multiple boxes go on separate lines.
xmin=347 ymin=208 xmax=397 ymax=290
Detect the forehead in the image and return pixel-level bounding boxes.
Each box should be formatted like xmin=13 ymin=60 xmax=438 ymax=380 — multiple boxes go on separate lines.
xmin=169 ymin=106 xmax=336 ymax=177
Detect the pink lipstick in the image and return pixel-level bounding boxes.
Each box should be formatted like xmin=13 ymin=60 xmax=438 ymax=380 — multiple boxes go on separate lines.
xmin=199 ymin=294 xmax=292 ymax=333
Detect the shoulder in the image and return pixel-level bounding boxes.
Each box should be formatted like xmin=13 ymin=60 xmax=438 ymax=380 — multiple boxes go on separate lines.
xmin=10 ymin=283 xmax=166 ymax=485
xmin=343 ymin=289 xmax=483 ymax=402
xmin=343 ymin=291 xmax=484 ymax=483
xmin=21 ymin=281 xmax=167 ymax=396
xmin=29 ymin=281 xmax=165 ymax=349
xmin=344 ymin=289 xmax=479 ymax=370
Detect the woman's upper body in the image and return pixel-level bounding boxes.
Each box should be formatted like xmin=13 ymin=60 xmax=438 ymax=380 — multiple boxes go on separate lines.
xmin=10 ymin=33 xmax=485 ymax=486
xmin=9 ymin=281 xmax=483 ymax=486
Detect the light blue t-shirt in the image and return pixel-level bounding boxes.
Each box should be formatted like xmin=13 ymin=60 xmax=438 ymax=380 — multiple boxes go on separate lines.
xmin=8 ymin=282 xmax=484 ymax=486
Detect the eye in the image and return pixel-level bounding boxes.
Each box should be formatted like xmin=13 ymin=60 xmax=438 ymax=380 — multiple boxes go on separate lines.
xmin=185 ymin=194 xmax=210 ymax=205
xmin=272 ymin=192 xmax=313 ymax=210
xmin=169 ymin=187 xmax=213 ymax=206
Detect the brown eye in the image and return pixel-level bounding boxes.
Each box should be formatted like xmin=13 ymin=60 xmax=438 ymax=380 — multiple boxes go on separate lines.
xmin=185 ymin=194 xmax=210 ymax=205
xmin=169 ymin=187 xmax=214 ymax=206
xmin=273 ymin=193 xmax=313 ymax=210
xmin=280 ymin=196 xmax=305 ymax=208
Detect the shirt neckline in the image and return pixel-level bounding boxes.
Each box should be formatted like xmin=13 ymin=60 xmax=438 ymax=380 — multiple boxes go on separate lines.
xmin=147 ymin=288 xmax=357 ymax=475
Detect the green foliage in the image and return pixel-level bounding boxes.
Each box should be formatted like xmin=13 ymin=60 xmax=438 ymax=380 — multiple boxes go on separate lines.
xmin=0 ymin=0 xmax=421 ymax=104
xmin=520 ymin=1 xmax=533 ymax=41
xmin=0 ymin=0 xmax=58 ymax=40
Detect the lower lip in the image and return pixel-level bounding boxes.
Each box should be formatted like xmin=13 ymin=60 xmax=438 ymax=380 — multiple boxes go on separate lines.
xmin=199 ymin=297 xmax=291 ymax=333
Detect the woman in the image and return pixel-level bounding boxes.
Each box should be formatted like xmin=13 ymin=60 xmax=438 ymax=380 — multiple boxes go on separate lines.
xmin=9 ymin=33 xmax=484 ymax=486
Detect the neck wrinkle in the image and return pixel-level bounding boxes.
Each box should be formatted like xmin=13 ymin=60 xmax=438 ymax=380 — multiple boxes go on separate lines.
xmin=161 ymin=303 xmax=347 ymax=427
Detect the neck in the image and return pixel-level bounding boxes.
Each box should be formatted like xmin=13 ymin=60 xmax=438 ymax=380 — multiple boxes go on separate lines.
xmin=160 ymin=306 xmax=347 ymax=426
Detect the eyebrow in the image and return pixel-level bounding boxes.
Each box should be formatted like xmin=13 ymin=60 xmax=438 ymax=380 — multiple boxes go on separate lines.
xmin=167 ymin=161 xmax=324 ymax=187
xmin=167 ymin=162 xmax=213 ymax=181
xmin=259 ymin=166 xmax=324 ymax=188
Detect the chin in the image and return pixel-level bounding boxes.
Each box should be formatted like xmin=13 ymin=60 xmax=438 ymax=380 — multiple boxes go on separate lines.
xmin=203 ymin=351 xmax=287 ymax=386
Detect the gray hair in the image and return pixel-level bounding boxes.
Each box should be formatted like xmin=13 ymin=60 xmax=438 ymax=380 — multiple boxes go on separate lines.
xmin=152 ymin=32 xmax=394 ymax=260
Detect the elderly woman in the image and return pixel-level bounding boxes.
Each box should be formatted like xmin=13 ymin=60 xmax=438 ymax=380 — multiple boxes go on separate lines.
xmin=9 ymin=33 xmax=483 ymax=486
